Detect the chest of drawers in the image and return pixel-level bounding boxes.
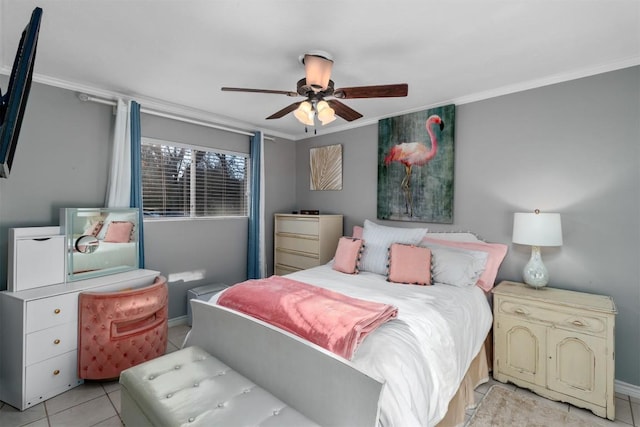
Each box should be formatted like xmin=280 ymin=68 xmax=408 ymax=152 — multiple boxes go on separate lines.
xmin=492 ymin=281 xmax=617 ymax=420
xmin=0 ymin=269 xmax=159 ymax=410
xmin=274 ymin=214 xmax=343 ymax=275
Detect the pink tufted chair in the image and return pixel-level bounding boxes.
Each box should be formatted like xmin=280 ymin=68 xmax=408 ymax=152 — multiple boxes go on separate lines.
xmin=78 ymin=276 xmax=169 ymax=380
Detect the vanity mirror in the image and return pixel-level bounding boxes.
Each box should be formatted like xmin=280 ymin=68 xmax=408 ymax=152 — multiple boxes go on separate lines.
xmin=61 ymin=207 xmax=140 ymax=281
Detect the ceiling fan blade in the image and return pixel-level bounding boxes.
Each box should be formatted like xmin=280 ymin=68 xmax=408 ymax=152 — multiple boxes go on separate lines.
xmin=266 ymin=102 xmax=302 ymax=120
xmin=328 ymin=100 xmax=363 ymax=122
xmin=221 ymin=87 xmax=299 ymax=97
xmin=333 ymin=83 xmax=408 ymax=99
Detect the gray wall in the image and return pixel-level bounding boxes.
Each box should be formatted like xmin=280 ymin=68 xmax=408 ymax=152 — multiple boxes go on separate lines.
xmin=0 ymin=80 xmax=297 ymax=319
xmin=295 ymin=66 xmax=640 ymax=386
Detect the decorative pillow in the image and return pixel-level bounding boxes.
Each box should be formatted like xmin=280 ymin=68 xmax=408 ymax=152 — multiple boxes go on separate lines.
xmin=360 ymin=220 xmax=428 ymax=275
xmin=422 ymin=237 xmax=508 ymax=291
xmin=83 ymin=220 xmax=104 ymax=237
xmin=97 ymin=211 xmax=138 ymax=240
xmin=429 ymin=245 xmax=488 ymax=287
xmin=332 ymin=237 xmax=364 ymax=274
xmin=104 ymin=221 xmax=134 ymax=243
xmin=387 ymin=243 xmax=432 ymax=285
xmin=352 ymin=225 xmax=364 ymax=239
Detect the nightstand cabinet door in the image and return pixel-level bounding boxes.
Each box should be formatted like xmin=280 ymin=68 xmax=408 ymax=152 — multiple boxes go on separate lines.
xmin=494 ymin=317 xmax=547 ymax=387
xmin=548 ymin=328 xmax=607 ymax=406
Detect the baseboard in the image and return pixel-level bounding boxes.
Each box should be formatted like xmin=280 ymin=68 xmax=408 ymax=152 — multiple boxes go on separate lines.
xmin=615 ymin=380 xmax=640 ymax=400
xmin=168 ymin=315 xmax=188 ymax=328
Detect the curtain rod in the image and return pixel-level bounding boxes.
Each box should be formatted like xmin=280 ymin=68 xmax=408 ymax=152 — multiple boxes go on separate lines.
xmin=78 ymin=93 xmax=275 ymax=141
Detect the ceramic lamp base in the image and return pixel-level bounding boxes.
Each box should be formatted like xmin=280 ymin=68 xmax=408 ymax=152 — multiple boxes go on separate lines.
xmin=523 ymin=246 xmax=549 ymax=288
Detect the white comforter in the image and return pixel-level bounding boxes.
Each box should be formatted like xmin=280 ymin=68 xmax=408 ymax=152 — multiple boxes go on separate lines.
xmin=285 ymin=265 xmax=492 ymax=427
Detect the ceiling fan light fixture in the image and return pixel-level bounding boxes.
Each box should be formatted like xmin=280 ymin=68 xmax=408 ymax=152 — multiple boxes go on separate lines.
xmin=302 ymin=53 xmax=333 ymax=92
xmin=316 ymin=100 xmax=336 ymax=125
xmin=294 ymin=101 xmax=315 ymax=126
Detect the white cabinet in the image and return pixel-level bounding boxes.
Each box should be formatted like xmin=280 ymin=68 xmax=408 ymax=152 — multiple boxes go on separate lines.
xmin=8 ymin=227 xmax=65 ymax=292
xmin=0 ymin=269 xmax=159 ymax=410
xmin=493 ymin=281 xmax=616 ymax=420
xmin=274 ymin=214 xmax=343 ymax=276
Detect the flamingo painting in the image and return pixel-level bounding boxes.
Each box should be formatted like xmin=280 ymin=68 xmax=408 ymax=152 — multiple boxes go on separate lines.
xmin=383 ymin=115 xmax=445 ymax=217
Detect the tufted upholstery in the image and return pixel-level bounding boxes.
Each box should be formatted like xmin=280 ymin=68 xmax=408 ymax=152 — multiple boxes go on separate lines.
xmin=78 ymin=276 xmax=168 ymax=380
xmin=120 ymin=345 xmax=319 ymax=427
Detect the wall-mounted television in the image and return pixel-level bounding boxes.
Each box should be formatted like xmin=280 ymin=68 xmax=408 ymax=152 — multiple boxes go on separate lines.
xmin=0 ymin=7 xmax=42 ymax=178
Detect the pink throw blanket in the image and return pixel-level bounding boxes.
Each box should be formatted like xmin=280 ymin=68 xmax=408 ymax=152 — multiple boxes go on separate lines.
xmin=217 ymin=276 xmax=398 ymax=359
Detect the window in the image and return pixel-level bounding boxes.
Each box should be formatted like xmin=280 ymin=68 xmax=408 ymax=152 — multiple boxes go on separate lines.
xmin=141 ymin=138 xmax=249 ymax=218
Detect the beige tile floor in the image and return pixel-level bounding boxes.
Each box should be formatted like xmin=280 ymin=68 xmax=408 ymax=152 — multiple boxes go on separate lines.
xmin=0 ymin=324 xmax=637 ymax=426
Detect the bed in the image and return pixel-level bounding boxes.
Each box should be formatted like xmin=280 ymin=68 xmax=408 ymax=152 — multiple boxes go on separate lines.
xmin=189 ymin=222 xmax=507 ymax=426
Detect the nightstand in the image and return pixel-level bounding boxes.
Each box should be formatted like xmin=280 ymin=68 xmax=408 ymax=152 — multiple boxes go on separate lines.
xmin=492 ymin=281 xmax=617 ymax=420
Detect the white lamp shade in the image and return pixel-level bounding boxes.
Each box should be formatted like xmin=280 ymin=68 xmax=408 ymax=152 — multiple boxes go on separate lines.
xmin=513 ymin=212 xmax=563 ymax=247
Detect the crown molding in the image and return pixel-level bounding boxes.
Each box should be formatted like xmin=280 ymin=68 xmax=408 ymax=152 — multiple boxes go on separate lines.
xmin=3 ymin=57 xmax=638 ymax=142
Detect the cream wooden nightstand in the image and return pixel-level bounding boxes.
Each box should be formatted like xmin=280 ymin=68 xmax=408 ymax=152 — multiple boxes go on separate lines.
xmin=274 ymin=214 xmax=343 ymax=275
xmin=492 ymin=281 xmax=617 ymax=420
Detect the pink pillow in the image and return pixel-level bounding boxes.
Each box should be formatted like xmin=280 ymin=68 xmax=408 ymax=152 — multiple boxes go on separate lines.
xmin=104 ymin=221 xmax=134 ymax=243
xmin=352 ymin=225 xmax=363 ymax=239
xmin=333 ymin=237 xmax=364 ymax=274
xmin=421 ymin=237 xmax=508 ymax=291
xmin=387 ymin=243 xmax=432 ymax=285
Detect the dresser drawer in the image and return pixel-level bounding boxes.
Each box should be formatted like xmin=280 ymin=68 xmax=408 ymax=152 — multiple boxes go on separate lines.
xmin=496 ymin=297 xmax=608 ymax=337
xmin=275 ymin=264 xmax=302 ymax=276
xmin=276 ymin=217 xmax=319 ymax=236
xmin=26 ymin=293 xmax=78 ymax=333
xmin=25 ymin=323 xmax=78 ymax=366
xmin=276 ymin=234 xmax=319 ymax=255
xmin=25 ymin=350 xmax=82 ymax=408
xmin=276 ymin=249 xmax=320 ymax=270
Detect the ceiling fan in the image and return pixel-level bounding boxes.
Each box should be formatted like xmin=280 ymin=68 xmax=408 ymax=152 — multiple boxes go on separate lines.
xmin=221 ymin=51 xmax=408 ymax=127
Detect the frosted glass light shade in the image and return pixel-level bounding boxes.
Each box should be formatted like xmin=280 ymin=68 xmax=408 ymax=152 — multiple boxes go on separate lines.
xmin=316 ymin=100 xmax=336 ymax=125
xmin=294 ymin=101 xmax=314 ymax=126
xmin=303 ymin=54 xmax=333 ymax=91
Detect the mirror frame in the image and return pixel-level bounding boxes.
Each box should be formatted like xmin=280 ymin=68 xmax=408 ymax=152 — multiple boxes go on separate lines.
xmin=61 ymin=207 xmax=140 ymax=282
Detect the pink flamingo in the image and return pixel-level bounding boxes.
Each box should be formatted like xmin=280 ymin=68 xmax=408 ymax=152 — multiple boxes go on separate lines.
xmin=384 ymin=114 xmax=444 ymax=217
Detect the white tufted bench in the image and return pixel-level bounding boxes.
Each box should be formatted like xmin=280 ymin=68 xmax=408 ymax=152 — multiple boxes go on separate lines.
xmin=120 ymin=345 xmax=319 ymax=427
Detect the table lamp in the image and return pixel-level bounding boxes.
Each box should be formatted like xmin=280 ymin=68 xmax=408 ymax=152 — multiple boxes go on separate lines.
xmin=512 ymin=210 xmax=563 ymax=288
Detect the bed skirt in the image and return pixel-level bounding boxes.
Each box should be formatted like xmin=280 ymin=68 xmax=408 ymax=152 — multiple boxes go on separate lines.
xmin=436 ymin=336 xmax=490 ymax=427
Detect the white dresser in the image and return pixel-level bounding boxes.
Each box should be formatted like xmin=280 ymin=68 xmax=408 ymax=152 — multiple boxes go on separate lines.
xmin=0 ymin=269 xmax=159 ymax=410
xmin=274 ymin=214 xmax=343 ymax=276
xmin=493 ymin=281 xmax=617 ymax=420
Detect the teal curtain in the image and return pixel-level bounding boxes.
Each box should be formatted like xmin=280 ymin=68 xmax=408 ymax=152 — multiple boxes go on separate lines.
xmin=129 ymin=101 xmax=145 ymax=268
xmin=247 ymin=131 xmax=264 ymax=279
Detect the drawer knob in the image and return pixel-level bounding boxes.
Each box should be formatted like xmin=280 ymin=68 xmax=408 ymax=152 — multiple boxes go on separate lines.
xmin=54 ymin=308 xmax=61 ymax=314
xmin=514 ymin=308 xmax=526 ymax=315
xmin=54 ymin=339 xmax=61 ymax=345
xmin=572 ymin=320 xmax=585 ymax=327
xmin=53 ymin=369 xmax=60 ymax=376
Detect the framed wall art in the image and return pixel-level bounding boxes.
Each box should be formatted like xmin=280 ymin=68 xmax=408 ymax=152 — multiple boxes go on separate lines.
xmin=377 ymin=104 xmax=455 ymax=223
xmin=310 ymin=144 xmax=342 ymax=191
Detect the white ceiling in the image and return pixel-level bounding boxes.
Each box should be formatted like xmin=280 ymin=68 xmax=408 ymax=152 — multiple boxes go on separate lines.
xmin=1 ymin=0 xmax=639 ymax=140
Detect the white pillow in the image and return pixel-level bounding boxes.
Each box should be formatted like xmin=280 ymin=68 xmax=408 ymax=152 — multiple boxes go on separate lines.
xmin=428 ymin=245 xmax=488 ymax=287
xmin=360 ymin=219 xmax=428 ymax=275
